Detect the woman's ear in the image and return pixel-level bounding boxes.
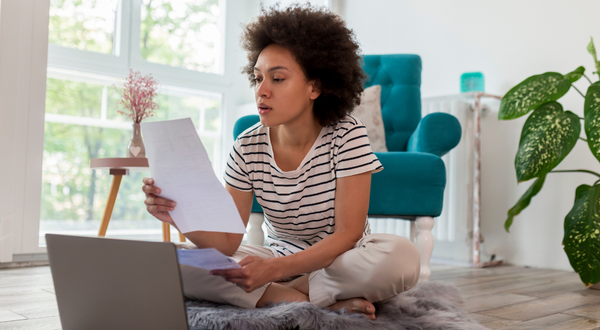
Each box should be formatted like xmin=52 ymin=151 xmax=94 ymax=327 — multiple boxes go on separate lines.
xmin=309 ymin=79 xmax=322 ymax=100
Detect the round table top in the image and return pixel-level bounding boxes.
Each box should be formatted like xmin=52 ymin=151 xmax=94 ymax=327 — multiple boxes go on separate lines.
xmin=90 ymin=158 xmax=149 ymax=170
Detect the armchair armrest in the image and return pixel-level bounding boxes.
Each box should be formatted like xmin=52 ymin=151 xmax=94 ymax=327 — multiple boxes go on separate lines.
xmin=370 ymin=152 xmax=446 ymax=217
xmin=407 ymin=112 xmax=461 ymax=157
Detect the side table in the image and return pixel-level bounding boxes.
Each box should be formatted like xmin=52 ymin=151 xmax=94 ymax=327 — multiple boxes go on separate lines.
xmin=90 ymin=158 xmax=185 ymax=242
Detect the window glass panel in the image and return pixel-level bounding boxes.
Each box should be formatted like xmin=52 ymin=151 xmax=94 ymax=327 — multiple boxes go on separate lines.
xmin=46 ymin=78 xmax=103 ymax=117
xmin=39 ymin=75 xmax=222 ymax=245
xmin=140 ymin=0 xmax=223 ymax=73
xmin=48 ymin=0 xmax=118 ymax=54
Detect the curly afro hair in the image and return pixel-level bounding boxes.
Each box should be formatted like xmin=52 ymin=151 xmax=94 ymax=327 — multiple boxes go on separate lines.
xmin=240 ymin=4 xmax=366 ymax=127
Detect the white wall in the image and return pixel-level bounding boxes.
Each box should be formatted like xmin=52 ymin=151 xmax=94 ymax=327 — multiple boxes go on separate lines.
xmin=342 ymin=0 xmax=600 ymax=271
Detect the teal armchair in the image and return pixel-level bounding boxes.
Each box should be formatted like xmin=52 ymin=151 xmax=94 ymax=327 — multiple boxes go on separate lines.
xmin=233 ymin=54 xmax=461 ymax=281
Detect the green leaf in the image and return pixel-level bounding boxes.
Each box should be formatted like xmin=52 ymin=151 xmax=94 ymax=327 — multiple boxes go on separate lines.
xmin=588 ymin=38 xmax=597 ymax=58
xmin=590 ymin=37 xmax=600 ymax=76
xmin=588 ymin=37 xmax=598 ymax=61
xmin=563 ymin=183 xmax=600 ymax=286
xmin=584 ymin=81 xmax=600 ymax=162
xmin=564 ymin=66 xmax=585 ymax=83
xmin=515 ymin=102 xmax=581 ymax=182
xmin=505 ymin=174 xmax=546 ymax=232
xmin=499 ymin=72 xmax=572 ymax=120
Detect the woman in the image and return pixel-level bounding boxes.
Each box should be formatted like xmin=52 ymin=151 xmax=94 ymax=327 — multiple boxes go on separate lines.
xmin=142 ymin=4 xmax=420 ymax=320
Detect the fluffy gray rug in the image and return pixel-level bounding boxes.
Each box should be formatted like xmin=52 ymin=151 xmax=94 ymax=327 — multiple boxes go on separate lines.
xmin=185 ymin=281 xmax=486 ymax=330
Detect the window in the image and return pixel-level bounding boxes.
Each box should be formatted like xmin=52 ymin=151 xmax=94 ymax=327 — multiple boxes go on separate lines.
xmin=41 ymin=0 xmax=227 ymax=245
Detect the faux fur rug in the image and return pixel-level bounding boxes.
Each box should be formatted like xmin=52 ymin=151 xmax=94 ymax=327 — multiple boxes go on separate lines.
xmin=185 ymin=281 xmax=487 ymax=330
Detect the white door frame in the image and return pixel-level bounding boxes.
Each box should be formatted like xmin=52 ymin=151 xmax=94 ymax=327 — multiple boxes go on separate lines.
xmin=0 ymin=0 xmax=51 ymax=260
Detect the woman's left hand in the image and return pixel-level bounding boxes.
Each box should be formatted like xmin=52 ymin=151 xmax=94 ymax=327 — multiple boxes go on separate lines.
xmin=209 ymin=256 xmax=276 ymax=292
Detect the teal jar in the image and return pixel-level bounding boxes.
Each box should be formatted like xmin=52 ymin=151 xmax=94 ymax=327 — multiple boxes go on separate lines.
xmin=460 ymin=72 xmax=485 ymax=93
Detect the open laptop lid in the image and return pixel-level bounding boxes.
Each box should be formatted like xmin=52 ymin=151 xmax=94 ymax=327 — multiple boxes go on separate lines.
xmin=46 ymin=234 xmax=189 ymax=330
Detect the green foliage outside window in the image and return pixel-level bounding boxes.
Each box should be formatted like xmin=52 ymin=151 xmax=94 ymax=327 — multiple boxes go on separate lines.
xmin=140 ymin=0 xmax=221 ymax=72
xmin=48 ymin=0 xmax=118 ymax=54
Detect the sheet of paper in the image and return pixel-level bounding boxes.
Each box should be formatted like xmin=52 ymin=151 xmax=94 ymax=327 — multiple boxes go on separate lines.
xmin=177 ymin=248 xmax=241 ymax=270
xmin=141 ymin=118 xmax=246 ymax=234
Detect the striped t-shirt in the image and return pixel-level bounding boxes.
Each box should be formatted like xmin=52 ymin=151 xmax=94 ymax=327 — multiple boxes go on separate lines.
xmin=224 ymin=115 xmax=383 ymax=257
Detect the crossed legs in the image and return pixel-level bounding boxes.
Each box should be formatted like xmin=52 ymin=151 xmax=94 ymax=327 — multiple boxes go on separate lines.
xmin=180 ymin=234 xmax=420 ymax=320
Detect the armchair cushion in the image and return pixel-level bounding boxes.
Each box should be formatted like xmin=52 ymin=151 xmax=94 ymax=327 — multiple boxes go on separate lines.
xmin=352 ymin=85 xmax=388 ymax=152
xmin=407 ymin=112 xmax=462 ymax=157
xmin=369 ymin=152 xmax=446 ymax=217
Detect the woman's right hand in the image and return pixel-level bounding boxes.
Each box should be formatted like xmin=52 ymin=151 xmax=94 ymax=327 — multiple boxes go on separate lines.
xmin=142 ymin=177 xmax=176 ymax=225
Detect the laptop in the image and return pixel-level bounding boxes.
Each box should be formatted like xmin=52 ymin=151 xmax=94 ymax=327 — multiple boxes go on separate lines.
xmin=46 ymin=234 xmax=205 ymax=330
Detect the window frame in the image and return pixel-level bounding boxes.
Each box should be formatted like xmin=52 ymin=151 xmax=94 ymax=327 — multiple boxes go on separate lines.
xmin=46 ymin=0 xmax=131 ymax=79
xmin=47 ymin=0 xmax=232 ymax=89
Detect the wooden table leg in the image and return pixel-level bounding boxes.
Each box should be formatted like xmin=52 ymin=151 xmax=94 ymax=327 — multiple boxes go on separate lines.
xmin=98 ymin=175 xmax=123 ymax=237
xmin=178 ymin=232 xmax=186 ymax=242
xmin=162 ymin=222 xmax=171 ymax=242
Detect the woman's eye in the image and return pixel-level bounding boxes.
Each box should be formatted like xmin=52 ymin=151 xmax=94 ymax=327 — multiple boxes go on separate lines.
xmin=253 ymin=77 xmax=263 ymax=82
xmin=273 ymin=78 xmax=284 ymax=82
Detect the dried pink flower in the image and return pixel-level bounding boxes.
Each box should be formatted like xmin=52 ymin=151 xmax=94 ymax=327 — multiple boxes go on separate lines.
xmin=114 ymin=69 xmax=159 ymax=123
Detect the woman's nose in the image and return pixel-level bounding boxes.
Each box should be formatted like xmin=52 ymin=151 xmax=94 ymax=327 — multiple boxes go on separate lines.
xmin=256 ymin=81 xmax=270 ymax=98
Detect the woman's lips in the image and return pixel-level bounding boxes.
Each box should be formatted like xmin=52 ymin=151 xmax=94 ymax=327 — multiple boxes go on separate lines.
xmin=258 ymin=107 xmax=271 ymax=115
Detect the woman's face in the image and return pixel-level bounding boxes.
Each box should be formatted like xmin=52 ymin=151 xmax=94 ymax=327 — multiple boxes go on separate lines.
xmin=253 ymin=44 xmax=320 ymax=127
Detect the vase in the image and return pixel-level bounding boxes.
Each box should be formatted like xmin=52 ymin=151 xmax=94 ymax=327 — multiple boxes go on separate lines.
xmin=127 ymin=123 xmax=146 ymax=158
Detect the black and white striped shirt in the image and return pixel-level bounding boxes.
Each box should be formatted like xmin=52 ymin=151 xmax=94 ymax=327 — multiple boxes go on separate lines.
xmin=224 ymin=115 xmax=383 ymax=257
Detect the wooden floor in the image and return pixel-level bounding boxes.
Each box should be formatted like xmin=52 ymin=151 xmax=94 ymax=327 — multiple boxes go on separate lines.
xmin=0 ymin=263 xmax=599 ymax=329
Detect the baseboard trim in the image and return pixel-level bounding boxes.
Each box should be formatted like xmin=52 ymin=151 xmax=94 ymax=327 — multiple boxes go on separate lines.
xmin=0 ymin=252 xmax=48 ymax=269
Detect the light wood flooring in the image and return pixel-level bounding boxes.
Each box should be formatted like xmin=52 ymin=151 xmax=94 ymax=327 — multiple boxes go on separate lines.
xmin=0 ymin=263 xmax=599 ymax=329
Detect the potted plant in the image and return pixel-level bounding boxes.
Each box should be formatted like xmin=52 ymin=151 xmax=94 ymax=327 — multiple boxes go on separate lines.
xmin=498 ymin=39 xmax=600 ymax=288
xmin=499 ymin=38 xmax=600 ymax=288
xmin=114 ymin=69 xmax=159 ymax=158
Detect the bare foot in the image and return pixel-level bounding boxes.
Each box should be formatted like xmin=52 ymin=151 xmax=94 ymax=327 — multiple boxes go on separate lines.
xmin=329 ymin=298 xmax=376 ymax=320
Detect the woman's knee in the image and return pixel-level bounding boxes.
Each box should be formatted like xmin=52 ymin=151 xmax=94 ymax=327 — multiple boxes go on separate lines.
xmin=363 ymin=234 xmax=421 ymax=291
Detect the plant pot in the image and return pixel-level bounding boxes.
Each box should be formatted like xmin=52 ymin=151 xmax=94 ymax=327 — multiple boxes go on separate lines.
xmin=127 ymin=123 xmax=146 ymax=158
xmin=591 ymin=282 xmax=600 ymax=290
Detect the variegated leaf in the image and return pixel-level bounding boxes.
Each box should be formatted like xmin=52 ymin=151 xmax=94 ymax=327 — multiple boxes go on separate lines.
xmin=564 ymin=66 xmax=585 ymax=83
xmin=499 ymin=72 xmax=571 ymax=120
xmin=505 ymin=174 xmax=546 ymax=232
xmin=515 ymin=102 xmax=581 ymax=182
xmin=585 ymin=81 xmax=600 ymax=162
xmin=563 ymin=183 xmax=600 ymax=286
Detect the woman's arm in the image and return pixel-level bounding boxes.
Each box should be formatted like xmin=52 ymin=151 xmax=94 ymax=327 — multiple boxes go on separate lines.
xmin=211 ymin=171 xmax=371 ymax=291
xmin=143 ymin=177 xmax=253 ymax=256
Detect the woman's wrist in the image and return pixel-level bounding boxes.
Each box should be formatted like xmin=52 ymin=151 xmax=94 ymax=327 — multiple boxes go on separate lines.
xmin=266 ymin=256 xmax=290 ymax=281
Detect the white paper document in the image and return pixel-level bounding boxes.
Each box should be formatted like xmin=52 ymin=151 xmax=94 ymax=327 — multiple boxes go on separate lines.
xmin=141 ymin=118 xmax=246 ymax=234
xmin=177 ymin=248 xmax=241 ymax=270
